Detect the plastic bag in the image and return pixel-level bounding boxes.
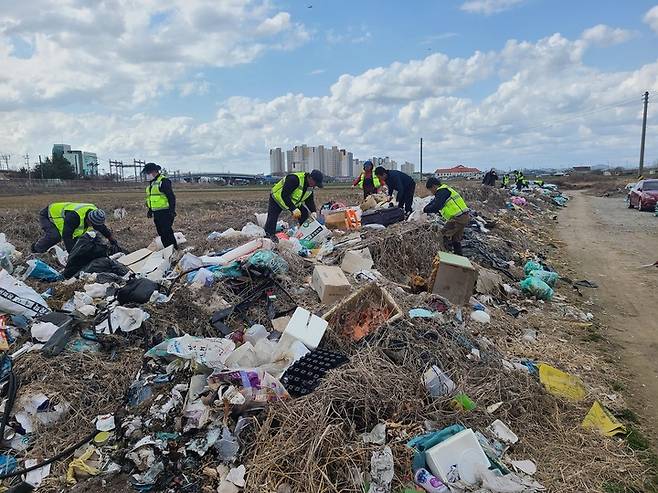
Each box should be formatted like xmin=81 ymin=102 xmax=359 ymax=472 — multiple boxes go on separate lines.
xmin=25 ymin=259 xmax=62 ymax=282
xmin=520 ymin=277 xmax=554 ymax=301
xmin=178 ymin=253 xmax=204 ymax=272
xmin=529 ymin=269 xmax=558 ymax=287
xmin=0 ymin=270 xmax=50 ymax=318
xmin=48 ymin=245 xmax=69 ymax=267
xmin=523 ymin=260 xmax=542 ymax=276
xmin=241 ymin=222 xmax=266 ymax=238
xmin=0 ymin=233 xmax=18 ymax=273
xmin=244 ymin=251 xmax=288 ymax=275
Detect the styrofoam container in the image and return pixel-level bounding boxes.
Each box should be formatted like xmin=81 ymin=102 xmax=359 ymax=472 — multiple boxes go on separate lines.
xmin=280 ymin=307 xmax=328 ymax=350
xmin=425 ymin=428 xmax=490 ymax=485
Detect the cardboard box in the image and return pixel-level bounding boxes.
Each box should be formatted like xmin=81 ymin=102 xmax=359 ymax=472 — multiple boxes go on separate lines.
xmin=324 ymin=210 xmax=347 ymax=230
xmin=311 ymin=265 xmax=351 ymax=305
xmin=295 ymin=219 xmax=332 ymax=244
xmin=360 ymin=195 xmax=378 ymax=212
xmin=280 ymin=307 xmax=328 ymax=350
xmin=341 ymin=248 xmax=374 ymax=274
xmin=430 ymin=251 xmax=478 ymax=306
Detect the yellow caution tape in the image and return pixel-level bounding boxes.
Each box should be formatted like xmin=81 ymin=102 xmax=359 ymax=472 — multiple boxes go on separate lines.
xmin=538 ymin=363 xmax=587 ymax=400
xmin=582 ymin=400 xmax=627 ymax=437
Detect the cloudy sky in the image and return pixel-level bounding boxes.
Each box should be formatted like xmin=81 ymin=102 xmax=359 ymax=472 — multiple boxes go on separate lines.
xmin=1 ymin=0 xmax=658 ymax=174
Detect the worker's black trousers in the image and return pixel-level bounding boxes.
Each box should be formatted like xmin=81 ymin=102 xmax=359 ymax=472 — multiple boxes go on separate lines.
xmin=397 ymin=182 xmax=416 ymax=213
xmin=153 ymin=210 xmax=177 ymax=249
xmin=32 ymin=207 xmax=62 ymax=253
xmin=264 ymin=196 xmax=308 ymax=236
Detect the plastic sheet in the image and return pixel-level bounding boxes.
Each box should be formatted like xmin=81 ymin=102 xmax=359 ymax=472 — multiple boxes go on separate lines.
xmin=244 ymin=250 xmax=289 ymax=275
xmin=529 ymin=269 xmax=558 ymax=287
xmin=25 ymin=259 xmax=62 ymax=282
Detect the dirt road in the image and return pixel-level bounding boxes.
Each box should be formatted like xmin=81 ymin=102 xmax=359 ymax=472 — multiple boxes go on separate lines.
xmin=559 ymin=190 xmax=658 ymax=427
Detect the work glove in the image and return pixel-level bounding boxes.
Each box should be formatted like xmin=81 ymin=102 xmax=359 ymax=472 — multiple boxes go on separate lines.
xmin=292 ymin=208 xmax=302 ymax=219
xmin=147 ymin=209 xmax=153 ymax=219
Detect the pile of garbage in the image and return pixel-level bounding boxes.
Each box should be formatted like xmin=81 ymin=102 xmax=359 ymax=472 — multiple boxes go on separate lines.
xmin=0 ymin=182 xmax=651 ymax=493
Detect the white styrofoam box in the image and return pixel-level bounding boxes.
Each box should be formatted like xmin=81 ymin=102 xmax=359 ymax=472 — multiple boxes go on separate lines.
xmin=280 ymin=307 xmax=328 ymax=350
xmin=425 ymin=428 xmax=490 ymax=485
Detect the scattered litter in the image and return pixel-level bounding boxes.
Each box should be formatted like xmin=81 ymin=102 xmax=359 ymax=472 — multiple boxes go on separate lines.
xmin=470 ymin=310 xmax=491 ymax=324
xmin=423 ymin=365 xmax=456 ymax=397
xmin=487 ymin=419 xmax=519 ymax=444
xmin=582 ymin=400 xmax=627 ymax=437
xmin=409 ymin=308 xmax=438 ymax=319
xmin=361 ymin=423 xmax=387 ymax=445
xmin=30 ymin=321 xmax=59 ymax=342
xmin=25 ymin=258 xmax=62 ymax=281
xmin=538 ymin=363 xmax=586 ymax=400
xmin=368 ymin=446 xmax=394 ymax=493
xmin=511 ymin=459 xmax=537 ymax=476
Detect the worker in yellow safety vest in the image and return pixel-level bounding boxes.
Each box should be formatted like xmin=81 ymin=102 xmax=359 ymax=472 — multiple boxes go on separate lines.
xmin=352 ymin=160 xmax=381 ymax=199
xmin=32 ymin=202 xmax=117 ymax=253
xmin=264 ymin=169 xmax=324 ymax=242
xmin=502 ymin=175 xmax=510 ymax=188
xmin=141 ymin=162 xmax=178 ymax=249
xmin=423 ymin=176 xmax=470 ymax=255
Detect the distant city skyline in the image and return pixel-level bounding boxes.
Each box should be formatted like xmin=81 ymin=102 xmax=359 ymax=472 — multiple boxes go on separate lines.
xmin=1 ymin=1 xmax=657 ymax=173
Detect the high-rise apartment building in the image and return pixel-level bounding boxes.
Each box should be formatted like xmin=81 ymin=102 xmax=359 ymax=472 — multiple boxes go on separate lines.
xmin=401 ymin=161 xmax=415 ymax=175
xmin=269 ymin=147 xmax=285 ymax=175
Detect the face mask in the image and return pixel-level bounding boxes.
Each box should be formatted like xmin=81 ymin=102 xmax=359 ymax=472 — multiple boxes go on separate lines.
xmin=147 ymin=173 xmax=156 ymax=180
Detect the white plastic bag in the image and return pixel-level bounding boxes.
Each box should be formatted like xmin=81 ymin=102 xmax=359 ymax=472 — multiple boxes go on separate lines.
xmin=31 ymin=322 xmax=59 ymax=342
xmin=241 ymin=222 xmax=266 ymax=238
xmin=0 ymin=270 xmax=50 ymax=318
xmin=48 ymin=245 xmax=69 ymax=267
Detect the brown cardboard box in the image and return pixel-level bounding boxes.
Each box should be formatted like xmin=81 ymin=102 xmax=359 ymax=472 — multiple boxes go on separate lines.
xmin=324 ymin=210 xmax=348 ymax=230
xmin=430 ymin=251 xmax=478 ymax=305
xmin=360 ymin=195 xmax=378 ymax=211
xmin=311 ymin=265 xmax=351 ymax=305
xmin=341 ymin=248 xmax=374 ymax=274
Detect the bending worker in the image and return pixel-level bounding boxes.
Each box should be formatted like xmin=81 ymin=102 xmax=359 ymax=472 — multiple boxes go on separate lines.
xmin=423 ymin=177 xmax=470 ymax=256
xmin=374 ymin=166 xmax=416 ymax=214
xmin=501 ymin=174 xmax=510 ymax=188
xmin=265 ymin=169 xmax=324 ymax=242
xmin=352 ymin=160 xmax=380 ymax=199
xmin=142 ymin=162 xmax=178 ymax=249
xmin=32 ymin=202 xmax=117 ymax=253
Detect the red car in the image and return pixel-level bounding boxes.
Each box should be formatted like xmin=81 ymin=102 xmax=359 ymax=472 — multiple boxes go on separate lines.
xmin=628 ymin=179 xmax=658 ymax=211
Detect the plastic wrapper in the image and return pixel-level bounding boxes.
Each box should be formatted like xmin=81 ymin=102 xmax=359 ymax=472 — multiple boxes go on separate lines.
xmin=208 ymin=369 xmax=289 ymax=403
xmin=241 ymin=222 xmax=266 ymax=238
xmin=523 ymin=260 xmax=542 ymax=276
xmin=529 ymin=269 xmax=558 ymax=287
xmin=25 ymin=259 xmax=62 ymax=282
xmin=520 ymin=277 xmax=554 ymax=301
xmin=244 ymin=250 xmax=288 ymax=275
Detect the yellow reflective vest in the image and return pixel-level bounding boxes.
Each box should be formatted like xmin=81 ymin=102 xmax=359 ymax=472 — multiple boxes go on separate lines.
xmin=357 ymin=172 xmax=381 ymax=189
xmin=271 ymin=172 xmax=312 ymax=210
xmin=437 ymin=185 xmax=469 ymax=221
xmin=146 ymin=174 xmax=170 ymax=211
xmin=48 ymin=202 xmax=98 ymax=238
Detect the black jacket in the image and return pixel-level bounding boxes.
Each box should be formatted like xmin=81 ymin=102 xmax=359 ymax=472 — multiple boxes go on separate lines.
xmin=62 ymin=211 xmax=112 ymax=252
xmin=384 ymin=170 xmax=415 ymax=196
xmin=423 ymin=188 xmax=452 ymax=214
xmin=148 ymin=176 xmax=176 ymax=214
xmin=279 ymin=174 xmax=316 ymax=212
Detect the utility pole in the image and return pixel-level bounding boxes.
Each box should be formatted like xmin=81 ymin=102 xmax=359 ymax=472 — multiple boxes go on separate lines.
xmin=419 ymin=138 xmax=423 ymax=181
xmin=39 ymin=155 xmax=44 ymax=179
xmin=639 ymin=91 xmax=649 ymax=178
xmin=24 ymin=153 xmax=31 ymax=182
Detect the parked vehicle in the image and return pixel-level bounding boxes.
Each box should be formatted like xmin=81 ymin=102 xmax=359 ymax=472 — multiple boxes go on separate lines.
xmin=628 ymin=179 xmax=658 ymax=211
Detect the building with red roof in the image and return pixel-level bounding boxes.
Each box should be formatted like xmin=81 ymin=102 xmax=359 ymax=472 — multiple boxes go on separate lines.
xmin=434 ymin=164 xmax=482 ymax=178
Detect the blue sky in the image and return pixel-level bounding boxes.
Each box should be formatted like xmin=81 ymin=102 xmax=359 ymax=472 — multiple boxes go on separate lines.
xmin=1 ymin=0 xmax=658 ymax=172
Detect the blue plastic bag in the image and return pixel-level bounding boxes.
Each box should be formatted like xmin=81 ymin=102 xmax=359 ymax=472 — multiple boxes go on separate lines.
xmin=244 ymin=251 xmax=289 ymax=275
xmin=25 ymin=259 xmax=62 ymax=282
xmin=529 ymin=269 xmax=559 ymax=287
xmin=520 ymin=277 xmax=554 ymax=301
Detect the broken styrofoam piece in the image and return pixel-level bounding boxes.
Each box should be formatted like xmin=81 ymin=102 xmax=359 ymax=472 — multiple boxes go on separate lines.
xmin=511 ymin=459 xmax=537 ymax=476
xmin=200 ymin=238 xmax=274 ymax=266
xmin=470 ymin=310 xmax=491 ymax=324
xmin=425 ymin=428 xmax=490 ymax=485
xmin=30 ymin=322 xmax=59 ymax=343
xmin=280 ymin=307 xmax=328 ymax=351
xmin=226 ymin=465 xmax=246 ymax=487
xmin=487 ymin=420 xmax=519 ymax=444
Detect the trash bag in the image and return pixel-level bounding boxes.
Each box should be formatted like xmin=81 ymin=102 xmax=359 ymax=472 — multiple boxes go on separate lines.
xmin=520 ymin=277 xmax=554 ymax=301
xmin=0 ymin=269 xmax=50 ymax=318
xmin=529 ymin=269 xmax=559 ymax=287
xmin=117 ymin=278 xmax=159 ymax=305
xmin=63 ymin=233 xmax=108 ymax=279
xmin=244 ymin=251 xmax=288 ymax=275
xmin=25 ymin=259 xmax=62 ymax=282
xmin=523 ymin=260 xmax=543 ymax=276
xmin=81 ymin=258 xmax=129 ymax=277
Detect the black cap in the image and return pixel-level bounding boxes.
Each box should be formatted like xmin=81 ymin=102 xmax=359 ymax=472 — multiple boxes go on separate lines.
xmin=141 ymin=162 xmax=161 ymax=174
xmin=363 ymin=160 xmax=373 ymax=170
xmin=309 ymin=169 xmax=324 ymax=188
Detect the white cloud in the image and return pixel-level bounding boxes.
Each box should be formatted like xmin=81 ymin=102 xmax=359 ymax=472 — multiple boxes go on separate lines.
xmin=644 ymin=5 xmax=658 ymax=34
xmin=581 ymin=24 xmax=633 ymax=46
xmin=421 ymin=33 xmax=459 ymax=44
xmin=326 ymin=27 xmax=372 ymax=44
xmin=308 ymin=69 xmax=326 ymax=76
xmin=460 ymin=0 xmax=526 ymax=15
xmin=2 ymin=23 xmax=657 ymax=174
xmin=0 ymin=0 xmax=308 ymax=109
